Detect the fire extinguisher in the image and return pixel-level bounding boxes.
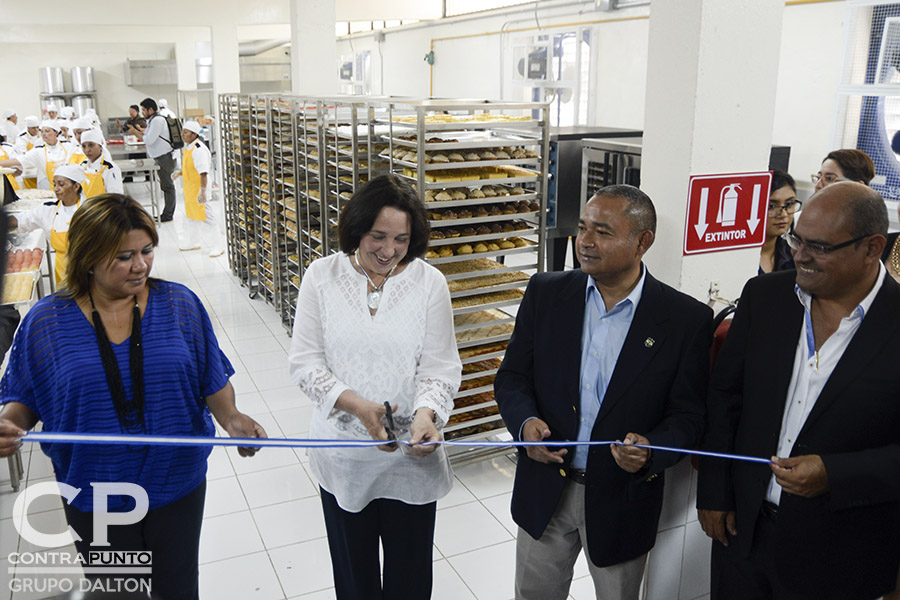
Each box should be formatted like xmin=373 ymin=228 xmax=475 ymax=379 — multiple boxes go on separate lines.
xmin=717 ymin=183 xmax=740 ymax=227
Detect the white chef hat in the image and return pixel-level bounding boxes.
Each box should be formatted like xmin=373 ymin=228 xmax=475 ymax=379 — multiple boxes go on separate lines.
xmin=41 ymin=120 xmax=61 ymax=132
xmin=46 ymin=103 xmax=58 ymax=113
xmin=158 ymin=98 xmax=168 ymax=108
xmin=80 ymin=129 xmax=104 ymax=146
xmin=182 ymin=120 xmax=202 ymax=135
xmin=24 ymin=116 xmax=39 ymax=128
xmin=71 ymin=118 xmax=91 ymax=131
xmin=54 ymin=164 xmax=86 ymax=184
xmin=60 ymin=106 xmax=75 ymax=119
xmin=3 ymin=109 xmax=15 ymax=120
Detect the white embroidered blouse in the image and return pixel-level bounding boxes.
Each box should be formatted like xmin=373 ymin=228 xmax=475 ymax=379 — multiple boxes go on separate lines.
xmin=288 ymin=252 xmax=462 ymax=512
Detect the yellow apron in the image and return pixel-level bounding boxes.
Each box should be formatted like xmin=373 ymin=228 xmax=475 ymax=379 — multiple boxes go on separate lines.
xmin=0 ymin=146 xmax=20 ymax=190
xmin=44 ymin=145 xmax=66 ymax=190
xmin=49 ymin=200 xmax=79 ymax=285
xmin=22 ymin=136 xmax=37 ymax=189
xmin=68 ymin=146 xmax=86 ymax=165
xmin=81 ymin=163 xmax=107 ymax=198
xmin=183 ymin=145 xmax=206 ymax=221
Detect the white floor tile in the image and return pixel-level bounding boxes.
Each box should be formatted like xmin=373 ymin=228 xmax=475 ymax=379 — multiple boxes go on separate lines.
xmin=432 ymin=559 xmax=477 ymax=600
xmin=17 ymin=509 xmax=70 ymax=553
xmin=204 ymin=476 xmax=249 ymax=518
xmin=479 ymin=492 xmax=518 ymax=537
xmin=679 ymin=520 xmax=711 ymax=600
xmin=238 ymin=464 xmax=317 ymax=509
xmin=25 ymin=451 xmax=55 ymax=481
xmin=241 ymin=350 xmax=288 ymax=372
xmin=569 ymin=575 xmax=598 ymax=600
xmin=437 ymin=477 xmax=477 ymax=510
xmin=230 ymin=371 xmax=258 ymax=395
xmin=262 ymin=386 xmax=311 ymax=412
xmin=253 ymin=496 xmax=326 ymax=549
xmin=453 ymin=456 xmax=516 ymax=500
xmin=269 ymin=538 xmax=335 ymax=597
xmin=447 ymin=540 xmax=516 ymax=600
xmin=238 ymin=335 xmax=289 ymax=356
xmin=199 ymin=511 xmax=264 ymax=564
xmin=251 ymin=367 xmax=296 ymax=392
xmin=207 ymin=446 xmax=235 ymax=481
xmin=434 ymin=502 xmax=512 ymax=557
xmin=235 ymin=390 xmax=271 ymax=416
xmin=217 ymin=310 xmax=265 ymax=329
xmin=272 ymin=406 xmax=315 ymax=437
xmin=200 ymin=551 xmax=285 ymax=600
xmin=229 ymin=324 xmax=277 ymax=342
xmin=288 ymin=591 xmax=336 ymax=599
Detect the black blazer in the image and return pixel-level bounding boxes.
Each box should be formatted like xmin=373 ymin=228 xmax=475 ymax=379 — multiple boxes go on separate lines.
xmin=495 ymin=268 xmax=712 ymax=567
xmin=697 ymin=270 xmax=900 ymax=599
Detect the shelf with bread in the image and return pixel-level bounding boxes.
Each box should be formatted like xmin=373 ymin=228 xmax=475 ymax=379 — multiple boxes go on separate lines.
xmin=381 ymin=130 xmax=542 ymax=152
xmin=397 ymin=165 xmax=540 ymax=190
xmin=272 ymin=99 xmax=303 ymax=328
xmin=249 ymin=95 xmax=277 ymax=307
xmin=220 ymin=94 xmax=257 ymax=287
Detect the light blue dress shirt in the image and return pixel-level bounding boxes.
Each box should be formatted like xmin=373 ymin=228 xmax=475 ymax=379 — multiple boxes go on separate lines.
xmin=571 ymin=267 xmax=646 ymax=469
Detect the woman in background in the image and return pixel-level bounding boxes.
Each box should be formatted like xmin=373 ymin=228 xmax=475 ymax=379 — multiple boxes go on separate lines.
xmin=812 ymin=148 xmax=875 ymax=191
xmin=759 ymin=170 xmax=799 ymax=275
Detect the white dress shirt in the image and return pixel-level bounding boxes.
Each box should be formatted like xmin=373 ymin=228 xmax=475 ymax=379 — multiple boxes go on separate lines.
xmin=288 ymin=253 xmax=462 ymax=512
xmin=766 ymin=263 xmax=887 ymax=504
xmin=143 ymin=114 xmax=173 ymax=159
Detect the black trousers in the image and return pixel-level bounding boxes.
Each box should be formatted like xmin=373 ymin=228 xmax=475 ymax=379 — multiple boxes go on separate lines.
xmin=153 ymin=152 xmax=177 ymax=220
xmin=63 ymin=480 xmax=206 ymax=600
xmin=320 ymin=487 xmax=436 ymax=600
xmin=710 ymin=508 xmax=879 ymax=600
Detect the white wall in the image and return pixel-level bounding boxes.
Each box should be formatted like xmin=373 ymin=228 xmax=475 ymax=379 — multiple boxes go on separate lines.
xmin=336 ymin=0 xmax=846 ymax=184
xmin=1 ymin=43 xmax=176 ymax=123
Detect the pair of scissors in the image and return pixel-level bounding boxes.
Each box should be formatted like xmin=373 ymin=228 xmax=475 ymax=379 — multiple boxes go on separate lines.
xmin=383 ymin=401 xmax=399 ymax=447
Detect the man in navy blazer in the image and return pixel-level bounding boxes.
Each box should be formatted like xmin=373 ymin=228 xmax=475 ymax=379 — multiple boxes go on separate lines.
xmin=496 ymin=185 xmax=712 ymax=600
xmin=697 ymin=182 xmax=900 ymax=600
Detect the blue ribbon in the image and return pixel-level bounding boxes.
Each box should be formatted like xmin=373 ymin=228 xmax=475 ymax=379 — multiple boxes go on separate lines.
xmin=20 ymin=431 xmax=772 ymax=464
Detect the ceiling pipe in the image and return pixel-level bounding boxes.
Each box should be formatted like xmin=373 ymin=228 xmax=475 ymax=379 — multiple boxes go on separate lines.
xmin=239 ymin=39 xmax=290 ymax=57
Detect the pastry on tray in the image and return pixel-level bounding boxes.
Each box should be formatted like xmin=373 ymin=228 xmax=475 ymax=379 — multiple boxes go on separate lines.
xmin=457 ymin=244 xmax=474 ymax=255
xmin=434 ymin=191 xmax=453 ymax=202
xmin=465 ymin=152 xmax=481 ymax=161
xmin=431 ymin=153 xmax=450 ymax=163
xmin=439 ymin=246 xmax=454 ymax=258
xmin=473 ymin=242 xmax=488 ymax=253
xmin=451 ymin=190 xmax=468 ymax=200
xmin=494 ymin=149 xmax=511 ymax=160
xmin=460 ymin=226 xmax=476 ymax=236
xmin=448 ymin=152 xmax=465 ymax=162
xmin=469 ymin=187 xmax=485 ymax=198
xmin=444 ymin=228 xmax=461 ymax=238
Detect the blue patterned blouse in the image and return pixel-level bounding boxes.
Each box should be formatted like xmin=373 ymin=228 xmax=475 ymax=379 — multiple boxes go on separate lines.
xmin=0 ymin=280 xmax=233 ymax=511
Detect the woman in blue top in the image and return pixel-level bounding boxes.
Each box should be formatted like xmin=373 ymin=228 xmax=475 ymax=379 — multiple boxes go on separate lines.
xmin=0 ymin=194 xmax=267 ymax=599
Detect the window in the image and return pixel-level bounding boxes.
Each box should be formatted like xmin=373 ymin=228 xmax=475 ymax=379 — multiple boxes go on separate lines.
xmin=445 ymin=0 xmax=535 ymax=17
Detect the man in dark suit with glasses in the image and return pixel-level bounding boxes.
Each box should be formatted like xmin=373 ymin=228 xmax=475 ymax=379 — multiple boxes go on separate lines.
xmin=698 ymin=181 xmax=900 ymax=600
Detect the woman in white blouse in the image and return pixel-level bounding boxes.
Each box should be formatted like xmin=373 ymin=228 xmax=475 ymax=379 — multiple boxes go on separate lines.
xmin=289 ymin=174 xmax=461 ymax=600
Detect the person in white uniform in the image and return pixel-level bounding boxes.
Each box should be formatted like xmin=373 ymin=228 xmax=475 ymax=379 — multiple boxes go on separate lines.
xmin=68 ymin=119 xmax=112 ymax=165
xmin=0 ymin=136 xmax=21 ymax=190
xmin=79 ymin=130 xmax=123 ymax=197
xmin=15 ymin=116 xmax=40 ymax=154
xmin=174 ymin=121 xmax=223 ymax=256
xmin=0 ymin=120 xmax=71 ymax=190
xmin=14 ymin=116 xmax=41 ymax=189
xmin=45 ymin=104 xmax=59 ymax=120
xmin=8 ymin=163 xmax=86 ymax=285
xmin=157 ymin=98 xmax=176 ymax=120
xmin=1 ymin=110 xmax=18 ymax=144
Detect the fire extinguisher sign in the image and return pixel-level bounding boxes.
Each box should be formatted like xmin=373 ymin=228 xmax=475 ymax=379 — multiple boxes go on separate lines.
xmin=683 ymin=171 xmax=773 ymax=255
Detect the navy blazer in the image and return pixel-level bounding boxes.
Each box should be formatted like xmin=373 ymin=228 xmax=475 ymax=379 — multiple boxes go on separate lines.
xmin=698 ymin=270 xmax=900 ymax=599
xmin=495 ymin=267 xmax=712 ymax=567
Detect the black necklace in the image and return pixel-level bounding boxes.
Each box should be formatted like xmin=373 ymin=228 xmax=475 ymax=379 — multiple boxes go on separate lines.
xmin=89 ymin=292 xmax=145 ymax=433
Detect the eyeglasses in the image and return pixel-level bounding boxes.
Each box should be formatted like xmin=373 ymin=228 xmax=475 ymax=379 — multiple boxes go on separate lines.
xmin=810 ymin=173 xmax=850 ymax=185
xmin=785 ymin=232 xmax=873 ymax=256
xmin=768 ymin=200 xmax=802 ymax=215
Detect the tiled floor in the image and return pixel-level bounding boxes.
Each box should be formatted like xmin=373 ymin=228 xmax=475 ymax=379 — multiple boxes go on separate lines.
xmin=0 ymin=200 xmax=611 ymax=600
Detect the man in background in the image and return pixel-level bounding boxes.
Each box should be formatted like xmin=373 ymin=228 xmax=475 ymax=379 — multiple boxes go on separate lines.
xmin=140 ymin=97 xmax=177 ymax=222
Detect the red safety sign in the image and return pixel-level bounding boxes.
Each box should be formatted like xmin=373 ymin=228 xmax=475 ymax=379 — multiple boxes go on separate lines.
xmin=683 ymin=171 xmax=772 ymax=255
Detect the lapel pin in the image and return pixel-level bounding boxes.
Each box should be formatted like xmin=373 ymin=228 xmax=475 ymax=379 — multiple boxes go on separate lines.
xmin=644 ymin=337 xmax=655 ymax=348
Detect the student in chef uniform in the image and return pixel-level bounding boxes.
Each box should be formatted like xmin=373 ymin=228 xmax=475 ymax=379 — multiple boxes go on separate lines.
xmin=157 ymin=98 xmax=176 ymax=120
xmin=175 ymin=121 xmax=224 ymax=257
xmin=0 ymin=120 xmax=71 ymax=190
xmin=45 ymin=104 xmax=59 ymax=120
xmin=0 ymin=136 xmax=21 ymax=190
xmin=7 ymin=164 xmax=85 ymax=285
xmin=68 ymin=119 xmax=111 ymax=164
xmin=78 ymin=129 xmax=122 ymax=197
xmin=2 ymin=110 xmax=18 ymax=144
xmin=15 ymin=116 xmax=41 ymax=188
